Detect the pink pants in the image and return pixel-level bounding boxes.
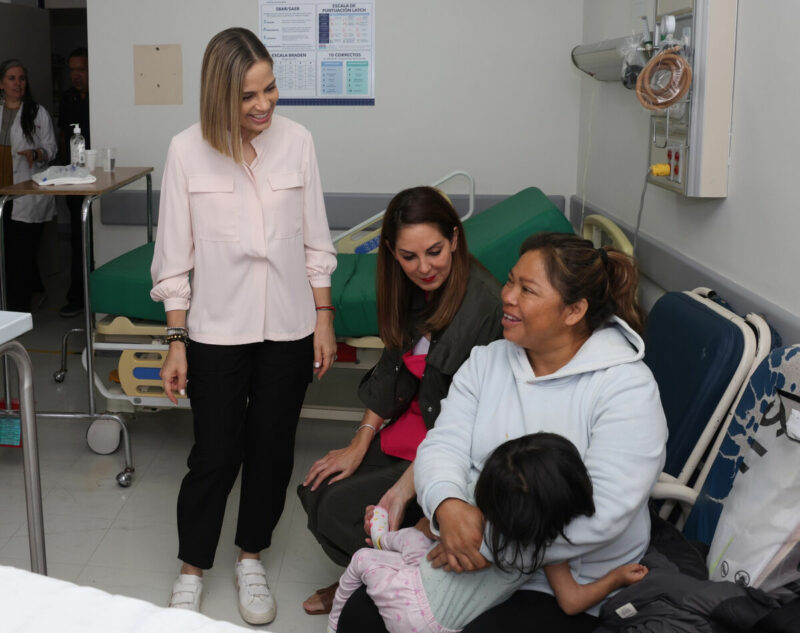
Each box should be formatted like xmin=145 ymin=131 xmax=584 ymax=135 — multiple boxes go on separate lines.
xmin=328 ymin=528 xmax=460 ymax=633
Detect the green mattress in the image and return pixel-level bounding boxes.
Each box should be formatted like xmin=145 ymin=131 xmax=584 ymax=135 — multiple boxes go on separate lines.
xmin=464 ymin=187 xmax=573 ymax=282
xmin=90 ymin=241 xmax=165 ymax=322
xmin=90 ymin=187 xmax=574 ymax=335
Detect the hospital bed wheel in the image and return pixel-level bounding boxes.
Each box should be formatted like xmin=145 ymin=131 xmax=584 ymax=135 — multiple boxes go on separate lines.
xmin=53 ymin=370 xmax=66 ymax=383
xmin=116 ymin=469 xmax=133 ymax=487
xmin=86 ymin=418 xmax=121 ymax=455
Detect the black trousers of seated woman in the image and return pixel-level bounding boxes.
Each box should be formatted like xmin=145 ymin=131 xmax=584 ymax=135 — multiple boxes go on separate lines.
xmin=297 ymin=435 xmax=424 ymax=567
xmin=337 ymin=585 xmax=598 ymax=633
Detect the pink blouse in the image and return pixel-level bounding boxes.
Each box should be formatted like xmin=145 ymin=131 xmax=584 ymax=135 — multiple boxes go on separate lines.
xmin=150 ymin=116 xmax=337 ymax=345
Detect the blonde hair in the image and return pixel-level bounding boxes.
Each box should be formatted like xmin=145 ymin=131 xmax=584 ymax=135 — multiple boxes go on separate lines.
xmin=200 ymin=28 xmax=273 ymax=163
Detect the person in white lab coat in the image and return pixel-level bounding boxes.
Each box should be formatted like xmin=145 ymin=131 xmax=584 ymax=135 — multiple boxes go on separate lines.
xmin=0 ymin=58 xmax=57 ymax=312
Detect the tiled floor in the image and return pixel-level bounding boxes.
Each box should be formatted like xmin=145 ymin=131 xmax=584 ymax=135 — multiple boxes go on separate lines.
xmin=0 ymin=252 xmax=362 ymax=631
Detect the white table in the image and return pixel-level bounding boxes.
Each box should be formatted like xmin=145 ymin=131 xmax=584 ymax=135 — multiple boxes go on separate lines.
xmin=0 ymin=310 xmax=45 ymax=574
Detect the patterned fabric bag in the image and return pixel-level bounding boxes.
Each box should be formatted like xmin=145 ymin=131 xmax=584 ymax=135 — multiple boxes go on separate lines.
xmin=706 ymin=346 xmax=800 ymax=597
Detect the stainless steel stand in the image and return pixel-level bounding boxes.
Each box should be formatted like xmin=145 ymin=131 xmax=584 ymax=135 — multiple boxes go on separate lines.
xmin=0 ymin=339 xmax=47 ymax=575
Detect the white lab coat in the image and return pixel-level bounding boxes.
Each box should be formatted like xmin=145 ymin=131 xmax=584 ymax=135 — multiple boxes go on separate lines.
xmin=1 ymin=103 xmax=57 ymax=223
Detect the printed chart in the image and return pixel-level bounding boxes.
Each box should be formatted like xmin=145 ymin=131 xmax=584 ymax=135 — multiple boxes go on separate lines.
xmin=259 ymin=1 xmax=375 ymax=105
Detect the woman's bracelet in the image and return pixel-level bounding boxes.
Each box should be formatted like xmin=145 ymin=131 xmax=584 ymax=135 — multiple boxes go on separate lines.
xmin=355 ymin=424 xmax=376 ymax=435
xmin=315 ymin=305 xmax=336 ymax=313
xmin=166 ymin=326 xmax=188 ymax=336
xmin=165 ymin=333 xmax=189 ymax=346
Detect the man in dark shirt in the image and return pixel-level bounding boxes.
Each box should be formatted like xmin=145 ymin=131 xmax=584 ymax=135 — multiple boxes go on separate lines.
xmin=58 ymin=47 xmax=90 ymax=318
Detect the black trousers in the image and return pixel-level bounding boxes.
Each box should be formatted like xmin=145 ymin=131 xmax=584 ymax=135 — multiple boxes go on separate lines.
xmin=297 ymin=435 xmax=423 ymax=567
xmin=338 ymin=585 xmax=599 ymax=632
xmin=3 ymin=203 xmax=44 ymax=312
xmin=177 ymin=335 xmax=313 ymax=569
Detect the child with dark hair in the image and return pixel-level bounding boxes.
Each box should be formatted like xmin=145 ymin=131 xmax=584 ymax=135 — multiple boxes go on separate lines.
xmin=327 ymin=433 xmax=648 ymax=632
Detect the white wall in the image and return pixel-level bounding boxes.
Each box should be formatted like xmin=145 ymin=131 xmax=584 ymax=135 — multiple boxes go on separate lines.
xmin=577 ymin=0 xmax=800 ymax=318
xmin=86 ymin=0 xmax=582 ymax=263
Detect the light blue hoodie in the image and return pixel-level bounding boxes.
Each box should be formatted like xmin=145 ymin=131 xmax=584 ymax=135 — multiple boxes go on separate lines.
xmin=415 ymin=317 xmax=668 ymax=620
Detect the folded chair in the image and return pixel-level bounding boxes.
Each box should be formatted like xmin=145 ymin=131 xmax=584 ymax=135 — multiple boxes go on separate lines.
xmin=643 ymin=291 xmax=757 ymax=525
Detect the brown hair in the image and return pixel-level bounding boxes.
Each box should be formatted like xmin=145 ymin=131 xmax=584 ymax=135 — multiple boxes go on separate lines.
xmin=0 ymin=59 xmax=39 ymax=144
xmin=519 ymin=232 xmax=644 ymax=335
xmin=377 ymin=186 xmax=471 ymax=349
xmin=200 ymin=28 xmax=273 ymax=163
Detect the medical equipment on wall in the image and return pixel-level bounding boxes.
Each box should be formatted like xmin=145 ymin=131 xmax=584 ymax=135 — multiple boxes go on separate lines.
xmin=573 ymin=0 xmax=738 ymax=198
xmin=647 ymin=0 xmax=738 ymax=197
xmin=571 ymin=36 xmax=633 ymax=82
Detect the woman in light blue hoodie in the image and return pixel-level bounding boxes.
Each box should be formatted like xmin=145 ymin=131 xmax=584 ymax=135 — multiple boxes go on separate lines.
xmin=336 ymin=232 xmax=667 ymax=632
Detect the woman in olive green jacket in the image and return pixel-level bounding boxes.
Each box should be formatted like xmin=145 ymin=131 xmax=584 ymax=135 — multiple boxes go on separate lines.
xmin=298 ymin=186 xmax=503 ymax=614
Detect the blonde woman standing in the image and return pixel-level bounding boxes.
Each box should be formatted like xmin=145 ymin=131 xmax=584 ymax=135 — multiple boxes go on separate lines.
xmin=151 ymin=27 xmax=337 ymax=625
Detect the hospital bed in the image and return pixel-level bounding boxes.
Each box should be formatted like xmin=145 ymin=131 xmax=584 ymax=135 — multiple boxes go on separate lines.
xmin=0 ymin=564 xmax=254 ymax=633
xmin=58 ymin=182 xmax=572 ymax=485
xmin=581 ymin=213 xmax=633 ymax=255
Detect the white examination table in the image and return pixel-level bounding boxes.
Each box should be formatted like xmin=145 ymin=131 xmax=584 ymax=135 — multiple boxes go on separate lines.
xmin=0 ymin=565 xmax=257 ymax=633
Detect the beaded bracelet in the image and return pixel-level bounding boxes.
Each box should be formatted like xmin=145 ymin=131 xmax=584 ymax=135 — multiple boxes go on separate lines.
xmin=165 ymin=333 xmax=189 ymax=346
xmin=166 ymin=326 xmax=188 ymax=336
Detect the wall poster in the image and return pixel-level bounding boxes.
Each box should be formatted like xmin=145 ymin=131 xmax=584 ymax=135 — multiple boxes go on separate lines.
xmin=259 ymin=0 xmax=375 ymax=105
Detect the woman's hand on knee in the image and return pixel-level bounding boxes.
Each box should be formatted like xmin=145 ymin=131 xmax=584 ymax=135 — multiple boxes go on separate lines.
xmin=428 ymin=498 xmax=489 ymax=572
xmin=160 ymin=343 xmax=187 ymax=405
xmin=302 ymin=443 xmax=367 ymax=491
xmin=304 ymin=410 xmax=381 ymax=491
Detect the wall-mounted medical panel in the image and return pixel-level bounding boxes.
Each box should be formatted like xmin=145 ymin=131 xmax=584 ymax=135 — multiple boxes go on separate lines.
xmin=648 ymin=0 xmax=738 ymax=197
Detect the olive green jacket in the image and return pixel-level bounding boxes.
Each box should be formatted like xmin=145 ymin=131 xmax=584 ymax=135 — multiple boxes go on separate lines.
xmin=358 ymin=262 xmax=503 ymax=431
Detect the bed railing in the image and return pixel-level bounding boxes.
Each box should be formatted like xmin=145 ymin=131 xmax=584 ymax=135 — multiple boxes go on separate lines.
xmin=333 ymin=170 xmax=475 ymax=254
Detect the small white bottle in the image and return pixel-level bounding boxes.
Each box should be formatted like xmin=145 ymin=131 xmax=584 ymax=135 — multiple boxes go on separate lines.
xmin=370 ymin=506 xmax=389 ymax=550
xmin=69 ymin=123 xmax=86 ymax=168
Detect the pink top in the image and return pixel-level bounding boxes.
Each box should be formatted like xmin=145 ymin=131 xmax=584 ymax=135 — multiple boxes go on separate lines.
xmin=380 ymin=350 xmax=428 ymax=461
xmin=150 ymin=116 xmax=337 ymax=344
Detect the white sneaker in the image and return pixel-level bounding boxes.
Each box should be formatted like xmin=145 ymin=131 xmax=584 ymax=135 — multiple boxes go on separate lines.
xmin=169 ymin=574 xmax=203 ymax=611
xmin=235 ymin=559 xmax=276 ymax=625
